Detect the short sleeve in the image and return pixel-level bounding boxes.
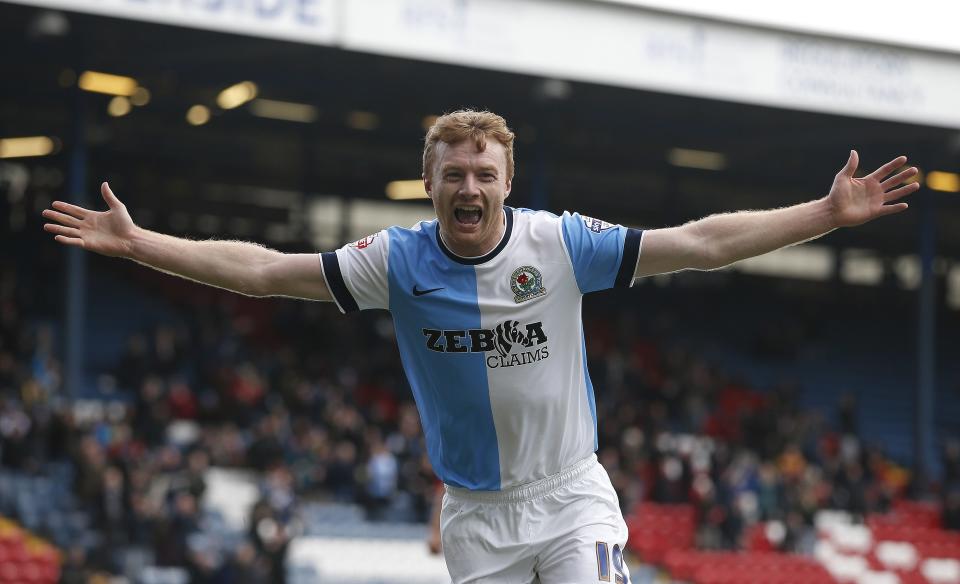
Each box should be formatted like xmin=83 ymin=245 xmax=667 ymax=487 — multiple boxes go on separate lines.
xmin=559 ymin=212 xmax=643 ymax=294
xmin=320 ymin=231 xmax=390 ymax=313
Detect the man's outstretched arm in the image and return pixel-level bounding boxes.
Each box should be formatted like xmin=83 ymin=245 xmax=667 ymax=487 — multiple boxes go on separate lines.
xmin=42 ymin=182 xmax=332 ymax=301
xmin=635 ymin=151 xmax=920 ymax=278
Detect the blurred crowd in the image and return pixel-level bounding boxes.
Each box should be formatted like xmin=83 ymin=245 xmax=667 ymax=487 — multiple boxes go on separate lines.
xmin=0 ymin=263 xmax=438 ymax=582
xmin=1 ymin=261 xmax=959 ymax=581
xmin=586 ymin=310 xmax=960 ymax=548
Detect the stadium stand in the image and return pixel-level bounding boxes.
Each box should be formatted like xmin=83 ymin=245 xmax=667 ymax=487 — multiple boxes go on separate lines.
xmin=2 ymin=254 xmax=958 ymax=582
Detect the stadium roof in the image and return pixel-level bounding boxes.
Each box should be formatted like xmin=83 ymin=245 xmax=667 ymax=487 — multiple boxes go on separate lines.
xmin=2 ymin=2 xmax=959 ymax=259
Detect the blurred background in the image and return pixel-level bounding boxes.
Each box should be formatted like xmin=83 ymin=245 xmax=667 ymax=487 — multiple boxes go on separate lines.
xmin=1 ymin=0 xmax=959 ymax=582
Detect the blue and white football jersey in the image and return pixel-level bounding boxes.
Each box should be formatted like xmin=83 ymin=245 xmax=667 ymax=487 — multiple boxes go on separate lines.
xmin=320 ymin=207 xmax=643 ymax=491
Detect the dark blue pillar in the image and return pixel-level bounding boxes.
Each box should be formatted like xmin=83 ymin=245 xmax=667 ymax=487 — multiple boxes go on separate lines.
xmin=65 ymin=84 xmax=88 ymax=398
xmin=916 ymin=188 xmax=936 ymax=489
xmin=530 ymin=142 xmax=549 ymax=211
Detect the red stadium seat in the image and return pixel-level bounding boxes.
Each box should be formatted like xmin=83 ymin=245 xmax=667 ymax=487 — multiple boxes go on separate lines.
xmin=627 ymin=503 xmax=698 ymax=565
xmin=40 ymin=562 xmax=60 ymax=584
xmin=19 ymin=562 xmax=44 ymax=583
xmin=0 ymin=562 xmax=20 ymax=583
xmin=0 ymin=519 xmax=61 ymax=583
xmin=668 ymin=549 xmax=836 ymax=584
xmin=893 ymin=501 xmax=943 ymax=529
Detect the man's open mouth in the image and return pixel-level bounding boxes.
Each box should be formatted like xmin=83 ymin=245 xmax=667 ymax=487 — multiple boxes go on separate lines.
xmin=454 ymin=205 xmax=482 ymax=225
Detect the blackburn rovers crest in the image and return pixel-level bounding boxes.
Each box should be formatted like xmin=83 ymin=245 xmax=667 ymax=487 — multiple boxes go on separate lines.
xmin=510 ymin=266 xmax=546 ymax=304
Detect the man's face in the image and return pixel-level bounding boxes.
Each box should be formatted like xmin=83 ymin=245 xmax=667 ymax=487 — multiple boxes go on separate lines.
xmin=424 ymin=139 xmax=512 ymax=257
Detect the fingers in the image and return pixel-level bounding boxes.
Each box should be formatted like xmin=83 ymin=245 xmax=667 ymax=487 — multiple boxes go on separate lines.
xmin=883 ymin=181 xmax=920 ymax=202
xmin=41 ymin=209 xmax=81 ymax=227
xmin=877 ymin=202 xmax=909 ymax=217
xmin=51 ymin=200 xmax=89 ymax=219
xmin=880 ymin=166 xmax=918 ymax=191
xmin=101 ymin=182 xmax=122 ymax=208
xmin=44 ymin=223 xmax=82 ymax=238
xmin=839 ymin=150 xmax=859 ymax=177
xmin=869 ymin=155 xmax=908 ymax=180
xmin=53 ymin=235 xmax=85 ymax=248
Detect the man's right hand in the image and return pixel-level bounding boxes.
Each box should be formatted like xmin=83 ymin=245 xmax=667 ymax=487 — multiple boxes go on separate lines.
xmin=42 ymin=181 xmax=332 ymax=301
xmin=42 ymin=182 xmax=137 ymax=258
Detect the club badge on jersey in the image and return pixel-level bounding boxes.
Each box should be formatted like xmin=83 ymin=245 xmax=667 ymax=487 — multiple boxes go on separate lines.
xmin=511 ymin=266 xmax=546 ymax=304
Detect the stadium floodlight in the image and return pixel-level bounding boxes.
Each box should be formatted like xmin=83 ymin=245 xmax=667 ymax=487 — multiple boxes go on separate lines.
xmin=217 ymin=81 xmax=258 ymax=110
xmin=948 ymin=265 xmax=960 ymax=310
xmin=107 ymin=96 xmax=132 ymax=117
xmin=249 ymin=99 xmax=318 ymax=123
xmin=130 ymin=87 xmax=151 ymax=107
xmin=0 ymin=136 xmax=57 ymax=159
xmin=78 ymin=71 xmax=138 ymax=96
xmin=186 ymin=105 xmax=211 ymax=126
xmin=926 ymin=171 xmax=960 ymax=192
xmin=386 ymin=180 xmax=429 ymax=200
xmin=347 ymin=111 xmax=379 ymax=131
xmin=667 ymin=147 xmax=727 ymax=171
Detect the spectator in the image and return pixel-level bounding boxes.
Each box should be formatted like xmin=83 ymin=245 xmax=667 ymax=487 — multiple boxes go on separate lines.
xmin=364 ymin=429 xmax=398 ymax=521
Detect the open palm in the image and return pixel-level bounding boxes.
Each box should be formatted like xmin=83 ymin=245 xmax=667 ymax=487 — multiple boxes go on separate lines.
xmin=828 ymin=151 xmax=919 ymax=228
xmin=42 ymin=182 xmax=137 ymax=258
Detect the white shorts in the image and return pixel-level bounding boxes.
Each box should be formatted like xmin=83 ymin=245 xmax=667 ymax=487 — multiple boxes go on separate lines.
xmin=440 ymin=455 xmax=631 ymax=584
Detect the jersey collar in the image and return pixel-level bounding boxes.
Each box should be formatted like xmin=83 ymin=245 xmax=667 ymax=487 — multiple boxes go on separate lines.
xmin=435 ymin=207 xmax=513 ymax=266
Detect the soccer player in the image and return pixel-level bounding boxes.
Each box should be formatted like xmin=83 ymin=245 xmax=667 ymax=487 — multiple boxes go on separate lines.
xmin=42 ymin=110 xmax=918 ymax=583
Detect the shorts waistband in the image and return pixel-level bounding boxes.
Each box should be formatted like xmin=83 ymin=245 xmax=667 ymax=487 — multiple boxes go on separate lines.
xmin=444 ymin=454 xmax=597 ymax=504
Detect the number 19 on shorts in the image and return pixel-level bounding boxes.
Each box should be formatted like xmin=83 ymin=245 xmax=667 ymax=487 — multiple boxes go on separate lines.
xmin=596 ymin=542 xmax=628 ymax=583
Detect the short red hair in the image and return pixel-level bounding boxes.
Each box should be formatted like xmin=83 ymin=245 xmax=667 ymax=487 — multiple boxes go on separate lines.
xmin=422 ymin=109 xmax=516 ymax=181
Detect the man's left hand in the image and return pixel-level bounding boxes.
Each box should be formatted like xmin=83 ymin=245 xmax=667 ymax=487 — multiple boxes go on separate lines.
xmin=827 ymin=150 xmax=920 ymax=228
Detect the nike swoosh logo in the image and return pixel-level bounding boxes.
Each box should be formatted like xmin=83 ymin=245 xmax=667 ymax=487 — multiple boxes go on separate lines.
xmin=412 ymin=285 xmax=444 ymax=297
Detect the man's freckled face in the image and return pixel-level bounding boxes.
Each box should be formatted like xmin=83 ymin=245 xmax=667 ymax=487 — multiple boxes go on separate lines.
xmin=425 ymin=140 xmax=512 ymax=258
